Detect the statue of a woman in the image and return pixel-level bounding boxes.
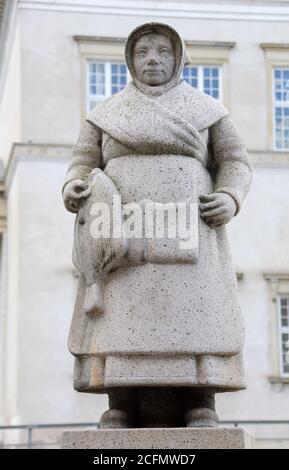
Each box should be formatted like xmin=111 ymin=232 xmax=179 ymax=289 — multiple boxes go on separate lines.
xmin=62 ymin=22 xmax=252 ymax=428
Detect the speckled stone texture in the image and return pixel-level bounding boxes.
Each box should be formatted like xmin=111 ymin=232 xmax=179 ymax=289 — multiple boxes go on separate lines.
xmin=62 ymin=22 xmax=252 ymax=396
xmin=62 ymin=428 xmax=255 ymax=449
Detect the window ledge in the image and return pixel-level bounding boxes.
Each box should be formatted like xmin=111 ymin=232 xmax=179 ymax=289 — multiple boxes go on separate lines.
xmin=261 ymin=43 xmax=289 ymax=50
xmin=250 ymin=151 xmax=289 ymax=167
xmin=268 ymin=376 xmax=289 ymax=385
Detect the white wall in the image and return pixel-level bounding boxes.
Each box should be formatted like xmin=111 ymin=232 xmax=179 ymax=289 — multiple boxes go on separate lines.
xmin=3 ymin=156 xmax=107 ymax=425
xmin=19 ymin=4 xmax=289 ymax=149
xmin=0 ymin=20 xmax=21 ymax=165
xmin=218 ymin=168 xmax=289 ymax=418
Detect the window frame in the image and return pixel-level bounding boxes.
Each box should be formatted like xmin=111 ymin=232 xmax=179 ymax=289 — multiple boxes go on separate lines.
xmin=184 ymin=41 xmax=232 ymax=109
xmin=183 ymin=64 xmax=223 ymax=102
xmin=87 ymin=61 xmax=224 ymax=112
xmin=74 ymin=37 xmax=127 ymax=122
xmin=277 ymin=295 xmax=289 ymax=377
xmin=74 ymin=36 xmax=234 ymax=121
xmin=261 ymin=43 xmax=289 ymax=152
xmin=264 ymin=274 xmax=289 ymax=383
xmin=272 ymin=67 xmax=289 ymax=151
xmin=86 ymin=60 xmax=130 ymax=113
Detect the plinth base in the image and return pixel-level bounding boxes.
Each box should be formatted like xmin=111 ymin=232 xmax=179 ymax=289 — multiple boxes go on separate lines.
xmin=62 ymin=427 xmax=255 ymax=449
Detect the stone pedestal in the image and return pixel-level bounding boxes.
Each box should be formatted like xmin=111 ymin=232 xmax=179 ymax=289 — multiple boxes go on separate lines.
xmin=62 ymin=427 xmax=255 ymax=449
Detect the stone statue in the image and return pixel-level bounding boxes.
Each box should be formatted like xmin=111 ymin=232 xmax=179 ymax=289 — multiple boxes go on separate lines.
xmin=62 ymin=22 xmax=252 ymax=428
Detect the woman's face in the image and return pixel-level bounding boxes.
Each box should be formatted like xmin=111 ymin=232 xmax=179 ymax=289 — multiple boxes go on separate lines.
xmin=133 ymin=32 xmax=175 ymax=86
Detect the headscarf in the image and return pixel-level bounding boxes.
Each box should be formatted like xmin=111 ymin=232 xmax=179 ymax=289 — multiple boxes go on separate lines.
xmin=125 ymin=22 xmax=191 ymax=97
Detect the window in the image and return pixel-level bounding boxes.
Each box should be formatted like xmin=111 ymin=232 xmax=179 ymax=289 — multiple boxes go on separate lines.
xmin=264 ymin=274 xmax=289 ymax=383
xmin=182 ymin=66 xmax=222 ymax=100
xmin=87 ymin=62 xmax=129 ymax=111
xmin=87 ymin=61 xmax=222 ymax=111
xmin=76 ymin=37 xmax=233 ymax=120
xmin=261 ymin=43 xmax=289 ymax=152
xmin=278 ymin=296 xmax=289 ymax=376
xmin=273 ymin=68 xmax=289 ymax=150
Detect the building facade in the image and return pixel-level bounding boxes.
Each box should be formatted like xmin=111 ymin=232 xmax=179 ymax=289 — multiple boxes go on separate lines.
xmin=0 ymin=0 xmax=289 ymax=448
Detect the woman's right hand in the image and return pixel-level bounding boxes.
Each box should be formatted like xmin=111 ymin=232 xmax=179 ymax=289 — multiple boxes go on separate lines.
xmin=63 ymin=179 xmax=91 ymax=213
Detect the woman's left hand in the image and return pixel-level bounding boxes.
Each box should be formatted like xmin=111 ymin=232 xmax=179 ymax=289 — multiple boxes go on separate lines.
xmin=199 ymin=192 xmax=236 ymax=228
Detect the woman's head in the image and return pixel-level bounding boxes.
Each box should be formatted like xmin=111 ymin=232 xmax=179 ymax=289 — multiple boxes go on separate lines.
xmin=133 ymin=32 xmax=175 ymax=86
xmin=125 ymin=23 xmax=190 ymax=94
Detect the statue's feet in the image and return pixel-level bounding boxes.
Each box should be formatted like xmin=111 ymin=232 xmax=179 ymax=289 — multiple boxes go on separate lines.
xmin=99 ymin=409 xmax=135 ymax=429
xmin=185 ymin=407 xmax=219 ymax=427
xmin=99 ymin=387 xmax=137 ymax=429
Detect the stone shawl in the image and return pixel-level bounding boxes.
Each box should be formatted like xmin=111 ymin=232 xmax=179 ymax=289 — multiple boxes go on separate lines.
xmin=87 ymin=80 xmax=228 ymax=162
xmin=87 ymin=20 xmax=228 ymax=165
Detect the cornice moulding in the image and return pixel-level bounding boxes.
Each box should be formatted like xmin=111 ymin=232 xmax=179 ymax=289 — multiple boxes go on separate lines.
xmin=5 ymin=144 xmax=289 ymax=190
xmin=18 ymin=1 xmax=289 ymax=22
xmin=74 ymin=35 xmax=236 ymax=49
xmin=261 ymin=43 xmax=289 ymax=49
xmin=263 ymin=273 xmax=289 ymax=281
